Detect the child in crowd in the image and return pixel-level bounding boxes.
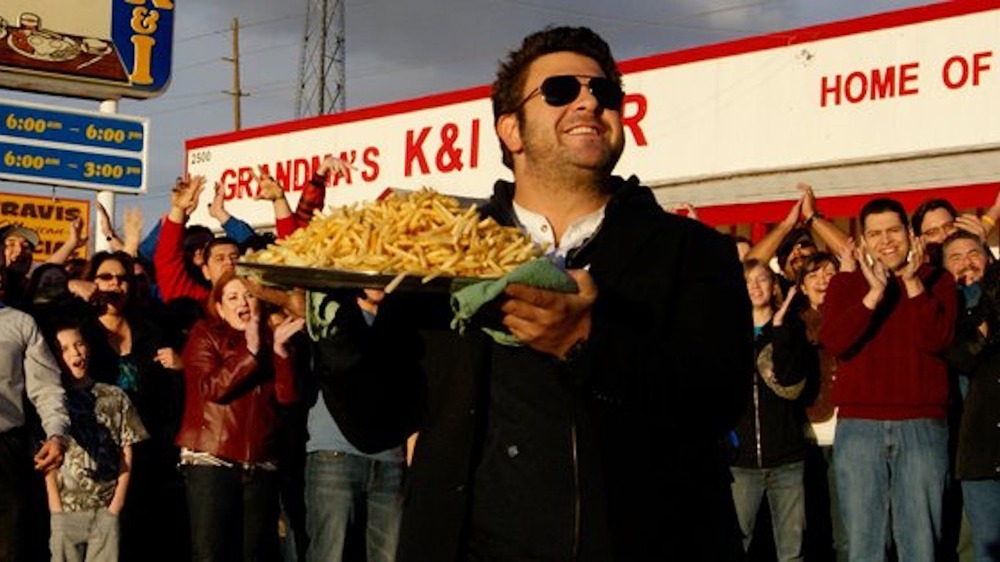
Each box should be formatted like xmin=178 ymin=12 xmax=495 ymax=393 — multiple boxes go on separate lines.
xmin=42 ymin=319 xmax=148 ymax=562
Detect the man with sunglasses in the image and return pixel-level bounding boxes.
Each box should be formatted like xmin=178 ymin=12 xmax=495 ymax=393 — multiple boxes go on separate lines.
xmin=315 ymin=26 xmax=751 ymax=561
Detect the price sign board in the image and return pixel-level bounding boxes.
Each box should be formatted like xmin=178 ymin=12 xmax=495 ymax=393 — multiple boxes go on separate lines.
xmin=0 ymin=98 xmax=147 ymax=193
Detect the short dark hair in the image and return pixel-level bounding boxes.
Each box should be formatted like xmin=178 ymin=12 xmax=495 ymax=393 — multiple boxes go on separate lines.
xmin=775 ymin=227 xmax=816 ymax=271
xmin=797 ymin=252 xmax=839 ymax=288
xmin=203 ymin=237 xmax=240 ymax=261
xmin=491 ymin=26 xmax=621 ymax=169
xmin=911 ymin=198 xmax=957 ymax=235
xmin=940 ymin=229 xmax=993 ymax=267
xmin=860 ymin=198 xmax=909 ymax=232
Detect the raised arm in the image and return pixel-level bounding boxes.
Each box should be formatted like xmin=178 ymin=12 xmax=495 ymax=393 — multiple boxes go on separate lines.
xmin=95 ymin=202 xmax=126 ymax=253
xmin=745 ymin=195 xmax=803 ymax=264
xmin=45 ymin=217 xmax=87 ymax=265
xmin=208 ymin=182 xmax=255 ymax=245
xmin=799 ymin=183 xmax=851 ymax=257
xmin=121 ymin=207 xmax=143 ymax=257
xmin=251 ymin=168 xmax=295 ymax=238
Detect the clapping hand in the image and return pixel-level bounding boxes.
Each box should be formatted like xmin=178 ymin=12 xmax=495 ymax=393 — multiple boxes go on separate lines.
xmin=273 ymin=315 xmax=306 ymax=358
xmin=856 ymin=244 xmax=887 ymax=309
xmin=773 ymin=286 xmax=797 ymax=327
xmin=900 ymin=234 xmax=925 ymax=282
xmin=838 ymin=237 xmax=857 ymax=272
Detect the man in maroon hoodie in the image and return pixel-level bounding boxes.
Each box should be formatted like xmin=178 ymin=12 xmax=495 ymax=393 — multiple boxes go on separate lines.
xmin=820 ymin=197 xmax=956 ymax=562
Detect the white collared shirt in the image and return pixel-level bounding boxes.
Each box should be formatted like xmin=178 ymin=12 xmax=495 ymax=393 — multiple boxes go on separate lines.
xmin=513 ymin=201 xmax=606 ymax=260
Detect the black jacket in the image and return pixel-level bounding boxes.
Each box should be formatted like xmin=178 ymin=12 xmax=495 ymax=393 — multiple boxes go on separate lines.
xmin=732 ymin=319 xmax=811 ymax=469
xmin=943 ymin=262 xmax=1000 ymax=480
xmin=316 ymin=176 xmax=754 ymax=561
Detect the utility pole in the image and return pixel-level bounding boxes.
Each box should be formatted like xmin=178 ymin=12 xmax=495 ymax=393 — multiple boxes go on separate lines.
xmin=223 ymin=17 xmax=249 ymax=130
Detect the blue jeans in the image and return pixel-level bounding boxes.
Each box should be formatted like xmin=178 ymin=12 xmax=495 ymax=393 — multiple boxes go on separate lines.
xmin=962 ymin=479 xmax=1000 ymax=562
xmin=730 ymin=461 xmax=805 ymax=562
xmin=834 ymin=418 xmax=949 ymax=562
xmin=304 ymin=451 xmax=405 ymax=562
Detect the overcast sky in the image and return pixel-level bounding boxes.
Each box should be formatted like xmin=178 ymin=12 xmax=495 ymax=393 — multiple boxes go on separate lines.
xmin=3 ymin=0 xmax=936 ymax=231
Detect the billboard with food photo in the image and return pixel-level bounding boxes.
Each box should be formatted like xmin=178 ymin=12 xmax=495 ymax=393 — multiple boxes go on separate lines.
xmin=0 ymin=0 xmax=173 ymax=100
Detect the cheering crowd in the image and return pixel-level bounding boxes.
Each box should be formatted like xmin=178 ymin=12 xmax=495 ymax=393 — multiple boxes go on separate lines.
xmin=2 ymin=24 xmax=1000 ymax=562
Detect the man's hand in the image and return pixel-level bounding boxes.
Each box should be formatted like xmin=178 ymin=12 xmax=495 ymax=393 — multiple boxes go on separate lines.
xmin=208 ymin=181 xmax=232 ymax=224
xmin=899 ymin=234 xmax=926 ymax=298
xmin=96 ymin=201 xmax=115 ymax=240
xmin=122 ymin=207 xmax=144 ymax=255
xmin=798 ymin=183 xmax=818 ymax=222
xmin=252 ymin=166 xmax=285 ymax=202
xmin=66 ymin=217 xmax=87 ymax=249
xmin=34 ymin=436 xmax=66 ymax=472
xmin=318 ymin=155 xmax=353 ymax=179
xmin=500 ymin=269 xmax=597 ymax=359
xmin=900 ymin=235 xmax=925 ymax=282
xmin=857 ymin=245 xmax=887 ymax=309
xmin=170 ymin=175 xmax=207 ymax=219
xmin=781 ymin=196 xmax=804 ymax=229
xmin=244 ymin=277 xmax=308 ymax=320
xmin=838 ymin=237 xmax=857 ymax=272
xmin=955 ymin=213 xmax=988 ymax=242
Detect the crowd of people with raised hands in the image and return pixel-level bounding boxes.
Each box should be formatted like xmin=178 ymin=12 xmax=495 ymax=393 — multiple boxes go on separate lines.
xmin=723 ymin=184 xmax=1000 ymax=562
xmin=2 ymin=23 xmax=1000 ymax=562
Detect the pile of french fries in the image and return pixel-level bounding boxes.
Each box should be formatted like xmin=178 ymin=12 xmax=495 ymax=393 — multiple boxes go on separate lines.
xmin=243 ymin=188 xmax=544 ymax=288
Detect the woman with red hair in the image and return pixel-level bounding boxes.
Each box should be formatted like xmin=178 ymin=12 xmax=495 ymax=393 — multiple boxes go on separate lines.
xmin=176 ymin=271 xmax=304 ymax=562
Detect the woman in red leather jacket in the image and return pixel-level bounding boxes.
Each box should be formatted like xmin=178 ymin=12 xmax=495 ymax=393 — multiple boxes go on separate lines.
xmin=175 ymin=271 xmax=305 ymax=562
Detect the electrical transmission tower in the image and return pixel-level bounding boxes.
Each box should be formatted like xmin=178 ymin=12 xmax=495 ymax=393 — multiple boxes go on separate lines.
xmin=296 ymin=0 xmax=346 ymax=117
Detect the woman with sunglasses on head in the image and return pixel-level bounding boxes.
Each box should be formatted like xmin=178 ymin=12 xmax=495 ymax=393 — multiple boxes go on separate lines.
xmin=71 ymin=250 xmax=190 ymax=562
xmin=730 ymin=259 xmax=813 ymax=562
xmin=177 ymin=271 xmax=305 ymax=562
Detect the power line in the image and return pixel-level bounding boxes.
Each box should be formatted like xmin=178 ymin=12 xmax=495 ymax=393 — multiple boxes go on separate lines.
xmin=175 ymin=13 xmax=305 ymax=44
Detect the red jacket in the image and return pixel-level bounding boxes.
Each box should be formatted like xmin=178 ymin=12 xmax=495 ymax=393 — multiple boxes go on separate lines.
xmin=175 ymin=319 xmax=297 ymax=463
xmin=820 ymin=266 xmax=956 ymax=420
xmin=275 ymin=173 xmax=327 ymax=239
xmin=153 ymin=216 xmax=210 ymax=304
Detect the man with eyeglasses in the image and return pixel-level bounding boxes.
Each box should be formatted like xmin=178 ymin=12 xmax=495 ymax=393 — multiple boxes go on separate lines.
xmin=313 ymin=26 xmax=751 ymax=561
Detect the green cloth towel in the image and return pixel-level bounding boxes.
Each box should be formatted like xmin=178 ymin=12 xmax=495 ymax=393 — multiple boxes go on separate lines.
xmin=306 ymin=291 xmax=342 ymax=342
xmin=450 ymin=258 xmax=578 ymax=346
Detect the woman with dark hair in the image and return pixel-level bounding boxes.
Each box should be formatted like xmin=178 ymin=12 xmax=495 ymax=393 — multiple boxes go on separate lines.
xmin=176 ymin=271 xmax=304 ymax=562
xmin=77 ymin=250 xmax=188 ymax=562
xmin=795 ymin=251 xmax=848 ymax=562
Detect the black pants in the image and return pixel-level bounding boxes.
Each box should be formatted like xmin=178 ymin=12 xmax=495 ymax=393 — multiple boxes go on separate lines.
xmin=0 ymin=428 xmax=29 ymax=562
xmin=183 ymin=464 xmax=281 ymax=562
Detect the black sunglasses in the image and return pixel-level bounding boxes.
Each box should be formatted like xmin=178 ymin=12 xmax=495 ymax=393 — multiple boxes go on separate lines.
xmin=94 ymin=273 xmax=129 ymax=282
xmin=516 ymin=75 xmax=624 ymax=111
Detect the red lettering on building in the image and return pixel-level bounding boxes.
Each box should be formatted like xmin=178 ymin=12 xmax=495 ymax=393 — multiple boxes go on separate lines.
xmin=821 ymin=62 xmax=920 ymax=107
xmin=622 ymin=93 xmax=648 ymax=146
